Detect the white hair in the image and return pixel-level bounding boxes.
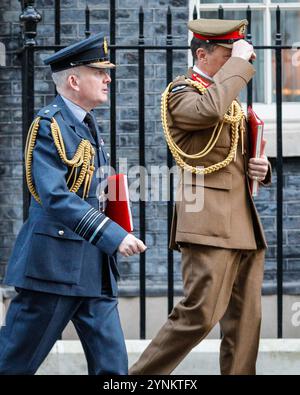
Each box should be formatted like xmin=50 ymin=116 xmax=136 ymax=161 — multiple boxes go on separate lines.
xmin=51 ymin=67 xmax=80 ymax=89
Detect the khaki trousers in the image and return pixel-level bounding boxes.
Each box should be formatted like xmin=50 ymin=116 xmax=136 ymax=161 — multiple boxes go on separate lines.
xmin=129 ymin=245 xmax=265 ymax=375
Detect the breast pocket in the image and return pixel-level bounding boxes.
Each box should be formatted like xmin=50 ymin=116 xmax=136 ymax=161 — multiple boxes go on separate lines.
xmin=177 ymin=171 xmax=232 ymax=239
xmin=25 ymin=221 xmax=84 ymax=285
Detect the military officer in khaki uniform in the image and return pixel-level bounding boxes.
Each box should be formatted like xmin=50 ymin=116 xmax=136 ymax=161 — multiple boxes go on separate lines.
xmin=130 ymin=19 xmax=271 ymax=375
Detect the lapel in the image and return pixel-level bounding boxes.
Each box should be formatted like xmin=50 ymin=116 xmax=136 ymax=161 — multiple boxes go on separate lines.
xmin=55 ymin=95 xmax=98 ymax=146
xmin=187 ymin=67 xmax=212 ymax=88
xmin=90 ymin=109 xmax=108 ymax=164
xmin=54 ymin=95 xmax=109 ymax=164
xmin=90 ymin=109 xmax=104 ymax=148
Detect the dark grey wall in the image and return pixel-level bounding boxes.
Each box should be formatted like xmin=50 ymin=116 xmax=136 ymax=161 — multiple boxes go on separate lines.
xmin=0 ymin=0 xmax=299 ymax=295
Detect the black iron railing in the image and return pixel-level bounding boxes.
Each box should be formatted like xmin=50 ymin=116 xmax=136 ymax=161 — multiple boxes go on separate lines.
xmin=19 ymin=0 xmax=289 ymax=339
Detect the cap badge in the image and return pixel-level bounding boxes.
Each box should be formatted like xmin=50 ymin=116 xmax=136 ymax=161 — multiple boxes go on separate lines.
xmin=103 ymin=37 xmax=108 ymax=56
xmin=239 ymin=25 xmax=246 ymax=36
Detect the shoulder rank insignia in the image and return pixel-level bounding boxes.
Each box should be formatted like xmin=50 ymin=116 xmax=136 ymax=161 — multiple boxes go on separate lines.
xmin=191 ymin=73 xmax=211 ymax=88
xmin=171 ymin=84 xmax=187 ymax=93
xmin=37 ymin=103 xmax=61 ymax=120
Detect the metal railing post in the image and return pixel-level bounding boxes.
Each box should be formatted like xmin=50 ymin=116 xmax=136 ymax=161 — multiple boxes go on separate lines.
xmin=166 ymin=6 xmax=174 ymax=314
xmin=138 ymin=6 xmax=146 ymax=340
xmin=19 ymin=1 xmax=41 ymax=220
xmin=275 ymin=5 xmax=283 ymax=339
xmin=247 ymin=5 xmax=253 ymax=108
xmin=109 ymin=0 xmax=117 ymax=171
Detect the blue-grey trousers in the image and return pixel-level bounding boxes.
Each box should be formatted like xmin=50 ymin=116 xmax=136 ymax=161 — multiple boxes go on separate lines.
xmin=0 ymin=288 xmax=128 ymax=375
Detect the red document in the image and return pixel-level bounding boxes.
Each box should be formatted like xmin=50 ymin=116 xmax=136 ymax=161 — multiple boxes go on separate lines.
xmin=105 ymin=173 xmax=133 ymax=232
xmin=247 ymin=106 xmax=265 ymax=197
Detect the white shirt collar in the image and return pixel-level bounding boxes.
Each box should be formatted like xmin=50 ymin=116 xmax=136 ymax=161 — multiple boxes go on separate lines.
xmin=60 ymin=95 xmax=87 ymax=123
xmin=192 ymin=65 xmax=214 ymax=82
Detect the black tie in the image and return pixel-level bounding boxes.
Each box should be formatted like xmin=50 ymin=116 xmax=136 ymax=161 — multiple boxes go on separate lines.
xmin=84 ymin=112 xmax=98 ymax=141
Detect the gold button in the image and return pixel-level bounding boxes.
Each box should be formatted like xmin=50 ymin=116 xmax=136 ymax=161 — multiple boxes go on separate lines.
xmin=44 ymin=109 xmax=50 ymax=114
xmin=58 ymin=230 xmax=64 ymax=236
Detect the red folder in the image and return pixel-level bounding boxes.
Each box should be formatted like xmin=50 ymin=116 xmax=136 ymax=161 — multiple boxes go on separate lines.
xmin=105 ymin=173 xmax=133 ymax=232
xmin=247 ymin=106 xmax=265 ymax=197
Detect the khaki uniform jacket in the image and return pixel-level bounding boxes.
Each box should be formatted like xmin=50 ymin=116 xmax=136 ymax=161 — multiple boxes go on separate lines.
xmin=168 ymin=57 xmax=271 ymax=251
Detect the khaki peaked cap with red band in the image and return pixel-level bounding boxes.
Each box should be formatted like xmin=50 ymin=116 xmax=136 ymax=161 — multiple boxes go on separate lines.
xmin=188 ymin=18 xmax=248 ymax=48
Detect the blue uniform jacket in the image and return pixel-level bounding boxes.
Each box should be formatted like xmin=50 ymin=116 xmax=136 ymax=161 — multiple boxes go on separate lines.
xmin=4 ymin=95 xmax=128 ymax=297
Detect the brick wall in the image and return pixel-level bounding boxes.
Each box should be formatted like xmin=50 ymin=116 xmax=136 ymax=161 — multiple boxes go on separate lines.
xmin=0 ymin=0 xmax=299 ymax=295
xmin=255 ymin=159 xmax=300 ymax=295
xmin=0 ymin=0 xmax=23 ymax=281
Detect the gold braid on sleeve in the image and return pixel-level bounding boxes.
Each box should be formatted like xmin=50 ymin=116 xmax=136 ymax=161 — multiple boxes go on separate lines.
xmin=161 ymin=78 xmax=245 ymax=175
xmin=25 ymin=116 xmax=95 ymax=204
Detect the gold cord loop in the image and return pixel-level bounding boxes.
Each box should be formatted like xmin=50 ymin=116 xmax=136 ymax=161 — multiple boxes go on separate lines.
xmin=161 ymin=78 xmax=245 ymax=175
xmin=25 ymin=116 xmax=95 ymax=204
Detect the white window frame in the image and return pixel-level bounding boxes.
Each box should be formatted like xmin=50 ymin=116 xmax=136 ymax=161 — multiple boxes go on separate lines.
xmin=189 ymin=1 xmax=300 ymax=157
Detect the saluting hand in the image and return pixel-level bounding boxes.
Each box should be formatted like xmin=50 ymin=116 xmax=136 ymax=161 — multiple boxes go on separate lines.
xmin=118 ymin=234 xmax=147 ymax=257
xmin=232 ymin=39 xmax=256 ymax=62
xmin=248 ymin=140 xmax=269 ymax=182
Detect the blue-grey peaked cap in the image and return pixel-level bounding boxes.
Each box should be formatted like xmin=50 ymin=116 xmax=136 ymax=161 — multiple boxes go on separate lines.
xmin=44 ymin=33 xmax=115 ymax=72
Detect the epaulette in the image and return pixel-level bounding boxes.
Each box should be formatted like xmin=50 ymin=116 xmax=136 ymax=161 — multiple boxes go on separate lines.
xmin=171 ymin=84 xmax=188 ymax=94
xmin=174 ymin=75 xmax=185 ymax=82
xmin=37 ymin=103 xmax=61 ymax=120
xmin=170 ymin=76 xmax=188 ymax=94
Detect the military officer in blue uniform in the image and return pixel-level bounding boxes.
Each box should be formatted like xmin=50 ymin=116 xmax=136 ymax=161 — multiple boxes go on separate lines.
xmin=0 ymin=33 xmax=146 ymax=375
